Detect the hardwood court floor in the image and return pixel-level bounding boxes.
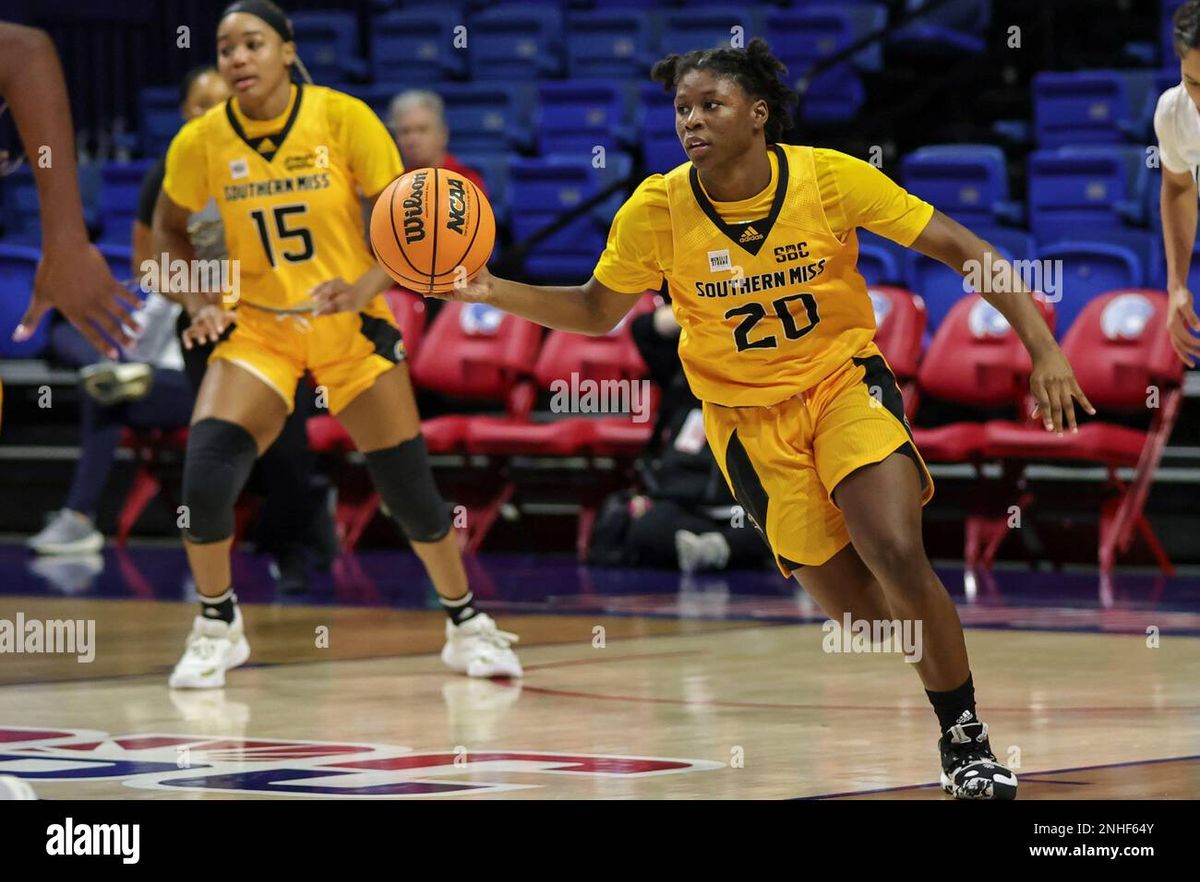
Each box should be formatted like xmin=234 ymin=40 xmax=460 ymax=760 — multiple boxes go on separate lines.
xmin=2 ymin=594 xmax=1198 ymax=799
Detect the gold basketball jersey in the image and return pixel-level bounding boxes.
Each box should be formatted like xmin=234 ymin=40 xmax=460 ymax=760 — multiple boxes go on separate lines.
xmin=163 ymin=84 xmax=403 ymax=309
xmin=596 ymin=143 xmax=932 ymax=407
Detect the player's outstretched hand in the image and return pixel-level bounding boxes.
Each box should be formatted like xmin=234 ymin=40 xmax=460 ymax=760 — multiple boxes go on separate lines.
xmin=1029 ymin=347 xmax=1096 ymax=435
xmin=311 ymin=276 xmax=376 ymax=316
xmin=429 ymin=266 xmax=495 ymax=303
xmin=14 ymin=242 xmax=142 ymax=359
xmin=182 ymin=304 xmax=235 ymax=350
xmin=1167 ymin=286 xmax=1200 ymax=367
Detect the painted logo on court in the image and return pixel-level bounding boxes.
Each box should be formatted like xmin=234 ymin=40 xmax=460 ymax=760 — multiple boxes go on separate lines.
xmin=0 ymin=727 xmax=722 ymax=797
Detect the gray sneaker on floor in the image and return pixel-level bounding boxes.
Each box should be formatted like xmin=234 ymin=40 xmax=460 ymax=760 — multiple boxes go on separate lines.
xmin=27 ymin=510 xmax=104 ymax=555
xmin=675 ymin=530 xmax=732 ymax=573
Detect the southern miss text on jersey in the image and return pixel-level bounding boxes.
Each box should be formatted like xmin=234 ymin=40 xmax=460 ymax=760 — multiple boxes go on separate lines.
xmin=593 ymin=143 xmax=933 ymax=407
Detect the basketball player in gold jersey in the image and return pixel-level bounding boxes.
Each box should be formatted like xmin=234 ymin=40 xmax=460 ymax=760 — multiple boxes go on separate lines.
xmin=448 ymin=40 xmax=1094 ymax=799
xmin=152 ymin=0 xmax=521 ymax=687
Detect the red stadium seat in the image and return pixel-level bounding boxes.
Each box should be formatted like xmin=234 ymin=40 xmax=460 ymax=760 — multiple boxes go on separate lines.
xmin=911 ymin=293 xmax=1054 ymax=570
xmin=382 ymin=287 xmax=429 ymax=364
xmin=308 ymin=300 xmax=542 ymax=552
xmin=465 ymin=294 xmax=658 ymax=457
xmin=981 ymin=289 xmax=1183 ymax=575
xmin=115 ymin=427 xmax=190 ymax=546
xmin=465 ymin=294 xmax=659 ymax=555
xmin=912 ymin=293 xmax=1054 ymax=463
xmin=868 ymin=285 xmax=927 ymax=419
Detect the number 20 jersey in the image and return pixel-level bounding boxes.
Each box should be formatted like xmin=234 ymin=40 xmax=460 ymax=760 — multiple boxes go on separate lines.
xmin=593 ymin=143 xmax=933 ymax=408
xmin=162 ymin=83 xmax=403 ymax=310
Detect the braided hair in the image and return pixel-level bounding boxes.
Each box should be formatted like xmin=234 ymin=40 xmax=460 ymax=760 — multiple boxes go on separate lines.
xmin=650 ymin=38 xmax=798 ymax=143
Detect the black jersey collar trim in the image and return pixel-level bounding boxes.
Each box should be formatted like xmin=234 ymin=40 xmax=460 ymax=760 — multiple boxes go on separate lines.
xmin=225 ymin=83 xmax=304 ymax=163
xmin=688 ymin=143 xmax=788 ymax=257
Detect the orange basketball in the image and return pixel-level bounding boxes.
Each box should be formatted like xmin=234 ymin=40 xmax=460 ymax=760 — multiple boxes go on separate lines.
xmin=370 ymin=168 xmax=495 ymax=295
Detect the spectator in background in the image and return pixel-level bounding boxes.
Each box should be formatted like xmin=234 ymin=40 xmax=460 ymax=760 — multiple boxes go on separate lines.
xmin=388 ymin=90 xmax=487 ymax=196
xmin=27 ymin=288 xmax=192 ymax=554
xmin=1157 ymin=0 xmax=1200 ymax=366
xmin=26 ymin=67 xmax=229 ymax=556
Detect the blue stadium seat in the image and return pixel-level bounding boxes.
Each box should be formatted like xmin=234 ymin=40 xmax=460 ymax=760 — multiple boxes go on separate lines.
xmin=974 ymin=226 xmax=1035 ymax=264
xmin=138 ymin=86 xmax=181 ymax=159
xmin=1026 ymin=147 xmax=1140 ymax=241
xmin=1038 ymin=228 xmax=1164 ymax=291
xmin=565 ymin=10 xmax=652 ymax=79
xmin=535 ymin=80 xmax=634 ymax=156
xmin=901 ymin=144 xmax=1020 ymax=227
xmin=468 ymin=7 xmax=564 ymax=81
xmin=638 ymin=81 xmax=684 ymax=175
xmin=344 ymin=83 xmax=403 ymax=124
xmin=370 ymin=10 xmax=464 ymax=84
xmin=0 ymin=244 xmax=47 ymax=357
xmin=0 ymin=167 xmax=41 ymax=243
xmin=509 ymin=157 xmax=605 ymax=281
xmin=903 ymin=224 xmax=1033 ymax=331
xmin=1035 ymin=241 xmax=1144 ymax=337
xmin=657 ymin=8 xmax=756 ymax=57
xmin=290 ymin=12 xmax=367 ymax=84
xmin=1033 ymin=70 xmax=1157 ymax=147
xmin=453 ymin=152 xmax=511 ymax=226
xmin=97 ymin=242 xmax=135 ymax=285
xmin=441 ymin=83 xmax=534 ymax=153
xmin=766 ymin=4 xmax=887 ymax=75
xmin=858 ymin=242 xmax=902 ymax=287
xmin=888 ymin=0 xmax=990 ymax=57
xmin=98 ymin=160 xmax=155 ymax=245
xmin=1162 ymin=1 xmax=1185 ymax=69
xmin=798 ymin=64 xmax=866 ymax=125
xmin=1132 ymin=69 xmax=1181 ymax=143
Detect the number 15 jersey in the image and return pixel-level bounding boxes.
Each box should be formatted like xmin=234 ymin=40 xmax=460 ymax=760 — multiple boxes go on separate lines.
xmin=593 ymin=144 xmax=933 ymax=407
xmin=163 ymin=83 xmax=403 ymax=310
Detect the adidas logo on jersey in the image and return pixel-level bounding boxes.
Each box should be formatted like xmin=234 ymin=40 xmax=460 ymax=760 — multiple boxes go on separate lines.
xmin=738 ymin=225 xmax=763 ymax=243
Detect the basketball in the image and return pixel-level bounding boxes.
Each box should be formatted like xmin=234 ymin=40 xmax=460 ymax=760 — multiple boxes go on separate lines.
xmin=370 ymin=167 xmax=496 ymax=295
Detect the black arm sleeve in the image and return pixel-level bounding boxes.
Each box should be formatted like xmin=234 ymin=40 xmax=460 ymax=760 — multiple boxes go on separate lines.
xmin=135 ymin=157 xmax=168 ymax=227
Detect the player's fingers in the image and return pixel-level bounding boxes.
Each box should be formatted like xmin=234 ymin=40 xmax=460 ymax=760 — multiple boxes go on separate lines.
xmin=1047 ymin=386 xmax=1065 ymax=434
xmin=1070 ymin=379 xmax=1096 ymax=416
xmin=311 ymin=278 xmax=347 ymax=299
xmin=87 ymin=305 xmax=132 ymax=351
xmin=1176 ymin=343 xmax=1197 ymax=368
xmin=13 ymin=293 xmax=51 ymax=342
xmin=1059 ymin=384 xmax=1079 ymax=433
xmin=77 ymin=321 xmax=119 ymax=360
xmin=1031 ymin=381 xmax=1053 ymax=430
xmin=1169 ymin=327 xmax=1199 ymax=366
xmin=1172 ymin=323 xmax=1200 ymax=356
xmin=1186 ymin=302 xmax=1200 ymax=332
xmin=114 ymin=283 xmax=143 ymax=314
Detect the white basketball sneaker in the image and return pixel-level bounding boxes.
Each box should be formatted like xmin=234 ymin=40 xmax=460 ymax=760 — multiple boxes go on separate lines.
xmin=441 ymin=613 xmax=523 ymax=678
xmin=169 ymin=606 xmax=251 ymax=689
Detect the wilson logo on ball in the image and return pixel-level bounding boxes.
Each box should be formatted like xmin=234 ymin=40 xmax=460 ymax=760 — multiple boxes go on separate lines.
xmin=401 ymin=170 xmax=428 ymax=244
xmin=371 ymin=168 xmax=495 ymax=295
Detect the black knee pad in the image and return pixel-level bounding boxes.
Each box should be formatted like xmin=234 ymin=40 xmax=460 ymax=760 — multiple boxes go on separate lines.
xmin=363 ymin=435 xmax=451 ymax=543
xmin=182 ymin=418 xmax=259 ymax=544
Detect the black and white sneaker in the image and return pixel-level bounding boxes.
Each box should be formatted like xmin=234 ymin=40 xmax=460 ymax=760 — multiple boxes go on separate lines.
xmin=939 ymin=716 xmax=1018 ymax=800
